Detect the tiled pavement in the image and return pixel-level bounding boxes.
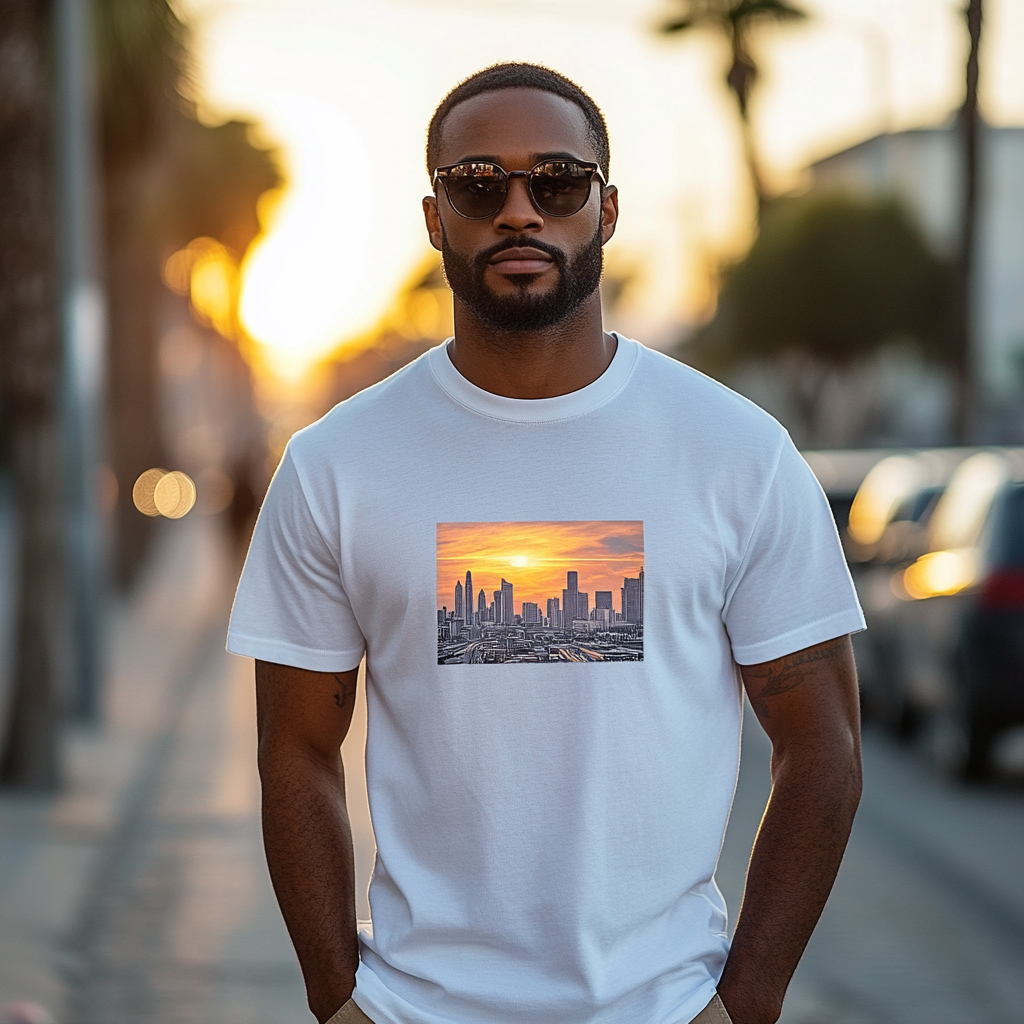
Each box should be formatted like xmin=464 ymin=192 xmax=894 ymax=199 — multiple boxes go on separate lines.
xmin=0 ymin=519 xmax=374 ymax=1024
xmin=2 ymin=516 xmax=1022 ymax=1024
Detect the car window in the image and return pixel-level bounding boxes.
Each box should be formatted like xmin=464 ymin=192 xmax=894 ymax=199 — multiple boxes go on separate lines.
xmin=986 ymin=484 xmax=1024 ymax=567
xmin=893 ymin=485 xmax=944 ymax=524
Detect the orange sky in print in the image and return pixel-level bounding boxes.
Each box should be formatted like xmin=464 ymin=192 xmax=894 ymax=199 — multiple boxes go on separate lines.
xmin=437 ymin=521 xmax=644 ymax=616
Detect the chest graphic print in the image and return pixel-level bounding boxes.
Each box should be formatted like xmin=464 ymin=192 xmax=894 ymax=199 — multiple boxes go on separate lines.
xmin=437 ymin=521 xmax=644 ymax=665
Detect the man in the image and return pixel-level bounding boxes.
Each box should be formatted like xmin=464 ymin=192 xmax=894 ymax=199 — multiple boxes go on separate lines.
xmin=228 ymin=63 xmax=864 ymax=1024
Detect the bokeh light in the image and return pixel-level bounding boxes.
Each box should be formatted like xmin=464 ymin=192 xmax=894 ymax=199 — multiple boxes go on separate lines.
xmin=927 ymin=452 xmax=1008 ymax=551
xmin=132 ymin=468 xmax=167 ymax=517
xmin=154 ymin=471 xmax=198 ymax=519
xmin=132 ymin=468 xmax=198 ymax=519
xmin=848 ymin=455 xmax=922 ymax=546
xmin=900 ymin=548 xmax=979 ymax=600
xmin=163 ymin=238 xmax=240 ymax=340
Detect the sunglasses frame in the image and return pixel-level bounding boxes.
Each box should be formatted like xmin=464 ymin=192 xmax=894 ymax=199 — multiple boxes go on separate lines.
xmin=432 ymin=159 xmax=608 ymax=220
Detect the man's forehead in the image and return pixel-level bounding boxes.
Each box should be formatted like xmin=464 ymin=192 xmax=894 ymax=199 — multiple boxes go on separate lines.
xmin=437 ymin=88 xmax=596 ymax=167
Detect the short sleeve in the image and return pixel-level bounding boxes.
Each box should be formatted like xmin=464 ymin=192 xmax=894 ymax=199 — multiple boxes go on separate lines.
xmin=723 ymin=436 xmax=865 ymax=665
xmin=226 ymin=447 xmax=366 ymax=672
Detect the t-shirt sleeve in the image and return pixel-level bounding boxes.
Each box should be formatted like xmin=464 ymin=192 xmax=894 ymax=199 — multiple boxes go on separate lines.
xmin=723 ymin=435 xmax=865 ymax=665
xmin=226 ymin=447 xmax=366 ymax=672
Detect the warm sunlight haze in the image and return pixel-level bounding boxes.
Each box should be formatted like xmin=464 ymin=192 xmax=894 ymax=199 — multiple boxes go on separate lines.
xmin=175 ymin=0 xmax=1024 ymax=380
xmin=237 ymin=96 xmax=375 ymax=378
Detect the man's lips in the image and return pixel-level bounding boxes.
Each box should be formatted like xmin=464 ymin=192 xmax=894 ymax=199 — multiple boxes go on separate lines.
xmin=487 ymin=247 xmax=556 ymax=275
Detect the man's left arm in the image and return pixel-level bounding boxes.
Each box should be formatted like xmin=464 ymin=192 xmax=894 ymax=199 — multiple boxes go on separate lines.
xmin=717 ymin=634 xmax=862 ymax=1024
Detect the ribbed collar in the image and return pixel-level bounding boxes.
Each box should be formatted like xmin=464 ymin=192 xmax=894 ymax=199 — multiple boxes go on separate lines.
xmin=427 ymin=333 xmax=639 ymax=423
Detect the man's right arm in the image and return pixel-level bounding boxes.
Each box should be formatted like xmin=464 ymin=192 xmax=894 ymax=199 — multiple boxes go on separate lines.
xmin=256 ymin=659 xmax=361 ymax=1023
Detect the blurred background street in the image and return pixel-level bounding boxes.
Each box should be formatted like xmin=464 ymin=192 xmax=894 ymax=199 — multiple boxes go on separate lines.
xmin=2 ymin=0 xmax=1024 ymax=1021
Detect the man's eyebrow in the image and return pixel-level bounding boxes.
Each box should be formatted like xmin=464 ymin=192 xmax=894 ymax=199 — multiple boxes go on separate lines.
xmin=445 ymin=151 xmax=593 ymax=167
xmin=531 ymin=151 xmax=590 ymax=164
xmin=447 ymin=154 xmax=502 ymax=165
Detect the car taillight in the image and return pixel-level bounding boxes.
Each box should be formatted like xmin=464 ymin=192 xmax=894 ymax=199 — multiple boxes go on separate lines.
xmin=979 ymin=569 xmax=1024 ymax=609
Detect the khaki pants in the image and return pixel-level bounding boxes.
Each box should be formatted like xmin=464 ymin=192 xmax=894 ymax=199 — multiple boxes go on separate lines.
xmin=326 ymin=992 xmax=733 ymax=1024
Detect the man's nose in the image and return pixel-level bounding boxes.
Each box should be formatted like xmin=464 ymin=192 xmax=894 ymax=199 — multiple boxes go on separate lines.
xmin=494 ymin=174 xmax=542 ymax=232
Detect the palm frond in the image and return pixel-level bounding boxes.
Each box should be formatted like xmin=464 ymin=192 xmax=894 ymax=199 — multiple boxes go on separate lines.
xmin=660 ymin=17 xmax=696 ymax=33
xmin=733 ymin=0 xmax=807 ymax=22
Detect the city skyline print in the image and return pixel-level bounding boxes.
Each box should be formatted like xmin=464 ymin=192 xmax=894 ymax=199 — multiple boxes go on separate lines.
xmin=437 ymin=521 xmax=644 ymax=665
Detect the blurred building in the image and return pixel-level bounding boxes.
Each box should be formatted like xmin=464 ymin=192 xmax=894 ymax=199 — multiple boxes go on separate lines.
xmin=810 ymin=126 xmax=1024 ymax=433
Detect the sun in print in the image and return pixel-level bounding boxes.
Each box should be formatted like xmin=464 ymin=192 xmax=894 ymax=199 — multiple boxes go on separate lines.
xmin=436 ymin=521 xmax=644 ymax=666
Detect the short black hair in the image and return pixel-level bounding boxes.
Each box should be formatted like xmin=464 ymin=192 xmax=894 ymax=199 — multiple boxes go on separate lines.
xmin=426 ymin=63 xmax=610 ymax=180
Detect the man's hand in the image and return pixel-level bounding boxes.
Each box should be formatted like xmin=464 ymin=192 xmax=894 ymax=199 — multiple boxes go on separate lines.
xmin=717 ymin=635 xmax=862 ymax=1024
xmin=256 ymin=659 xmax=361 ymax=1023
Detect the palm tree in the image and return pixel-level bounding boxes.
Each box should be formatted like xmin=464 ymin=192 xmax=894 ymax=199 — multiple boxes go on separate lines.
xmin=95 ymin=0 xmax=278 ymax=585
xmin=660 ymin=0 xmax=807 ymax=214
xmin=949 ymin=0 xmax=982 ymax=442
xmin=0 ymin=0 xmax=66 ymax=788
xmin=0 ymin=0 xmax=276 ymax=788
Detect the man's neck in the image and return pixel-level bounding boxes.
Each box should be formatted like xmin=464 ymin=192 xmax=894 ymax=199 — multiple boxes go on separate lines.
xmin=446 ymin=292 xmax=616 ymax=399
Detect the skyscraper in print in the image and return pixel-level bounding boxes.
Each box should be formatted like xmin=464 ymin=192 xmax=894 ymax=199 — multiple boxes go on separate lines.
xmin=501 ymin=579 xmax=514 ymax=625
xmin=437 ymin=521 xmax=644 ymax=665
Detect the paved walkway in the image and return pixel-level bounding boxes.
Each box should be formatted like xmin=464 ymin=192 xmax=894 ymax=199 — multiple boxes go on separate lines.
xmin=718 ymin=713 xmax=1024 ymax=1024
xmin=0 ymin=518 xmax=376 ymax=1024
xmin=6 ymin=513 xmax=1020 ymax=1024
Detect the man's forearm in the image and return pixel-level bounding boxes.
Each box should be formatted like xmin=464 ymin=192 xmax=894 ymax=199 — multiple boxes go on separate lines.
xmin=717 ymin=743 xmax=861 ymax=1024
xmin=260 ymin=749 xmax=359 ymax=1023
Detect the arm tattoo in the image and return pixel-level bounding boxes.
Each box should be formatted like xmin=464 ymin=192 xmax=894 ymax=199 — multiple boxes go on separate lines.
xmin=746 ymin=637 xmax=846 ymax=720
xmin=332 ymin=673 xmax=356 ymax=711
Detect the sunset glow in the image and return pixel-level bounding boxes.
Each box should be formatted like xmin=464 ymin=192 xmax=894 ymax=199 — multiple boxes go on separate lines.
xmin=180 ymin=0 xmax=1024 ymax=380
xmin=437 ymin=520 xmax=644 ymax=615
xmin=236 ymin=97 xmax=376 ymax=379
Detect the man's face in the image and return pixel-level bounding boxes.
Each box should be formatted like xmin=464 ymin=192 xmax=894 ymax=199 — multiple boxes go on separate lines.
xmin=423 ymin=89 xmax=618 ymax=333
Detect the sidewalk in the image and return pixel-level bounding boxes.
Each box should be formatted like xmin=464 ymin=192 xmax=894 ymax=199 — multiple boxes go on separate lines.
xmin=0 ymin=516 xmax=376 ymax=1023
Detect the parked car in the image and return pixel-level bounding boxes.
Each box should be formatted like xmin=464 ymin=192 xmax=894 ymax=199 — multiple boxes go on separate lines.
xmin=841 ymin=451 xmax=960 ymax=734
xmin=845 ymin=450 xmax=1024 ymax=778
xmin=955 ymin=482 xmax=1024 ymax=776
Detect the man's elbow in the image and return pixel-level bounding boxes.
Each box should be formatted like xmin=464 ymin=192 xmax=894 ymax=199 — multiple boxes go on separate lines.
xmin=775 ymin=721 xmax=863 ymax=814
xmin=257 ymin=733 xmax=344 ymax=787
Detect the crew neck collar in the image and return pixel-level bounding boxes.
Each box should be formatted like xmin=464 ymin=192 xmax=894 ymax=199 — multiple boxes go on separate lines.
xmin=427 ymin=332 xmax=639 ymax=423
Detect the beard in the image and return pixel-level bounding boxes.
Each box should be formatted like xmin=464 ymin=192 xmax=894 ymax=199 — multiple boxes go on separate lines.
xmin=441 ymin=225 xmax=604 ymax=333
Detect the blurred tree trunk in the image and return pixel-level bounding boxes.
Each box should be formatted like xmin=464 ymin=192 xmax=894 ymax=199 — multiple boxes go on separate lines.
xmin=95 ymin=0 xmax=273 ymax=588
xmin=0 ymin=0 xmax=67 ymax=789
xmin=104 ymin=165 xmax=163 ymax=587
xmin=659 ymin=1 xmax=807 ymax=220
xmin=95 ymin=0 xmax=176 ymax=588
xmin=950 ymin=0 xmax=982 ymax=443
xmin=725 ymin=25 xmax=766 ymax=214
xmin=92 ymin=0 xmax=278 ymax=588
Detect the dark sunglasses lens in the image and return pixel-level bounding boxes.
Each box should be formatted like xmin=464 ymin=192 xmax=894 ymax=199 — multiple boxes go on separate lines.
xmin=445 ymin=164 xmax=507 ymax=218
xmin=530 ymin=163 xmax=593 ymax=216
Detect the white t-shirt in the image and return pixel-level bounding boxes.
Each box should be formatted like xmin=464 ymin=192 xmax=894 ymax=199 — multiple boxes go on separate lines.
xmin=227 ymin=335 xmax=864 ymax=1024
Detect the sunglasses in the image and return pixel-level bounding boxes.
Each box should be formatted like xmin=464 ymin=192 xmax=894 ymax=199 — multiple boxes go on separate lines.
xmin=433 ymin=159 xmax=607 ymax=220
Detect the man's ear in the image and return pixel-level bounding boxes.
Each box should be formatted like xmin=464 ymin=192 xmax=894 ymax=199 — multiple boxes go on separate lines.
xmin=600 ymin=185 xmax=619 ymax=246
xmin=423 ymin=195 xmax=443 ymax=252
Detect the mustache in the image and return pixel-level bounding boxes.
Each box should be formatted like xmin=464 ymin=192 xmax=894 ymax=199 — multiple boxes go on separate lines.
xmin=475 ymin=236 xmax=567 ymax=266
